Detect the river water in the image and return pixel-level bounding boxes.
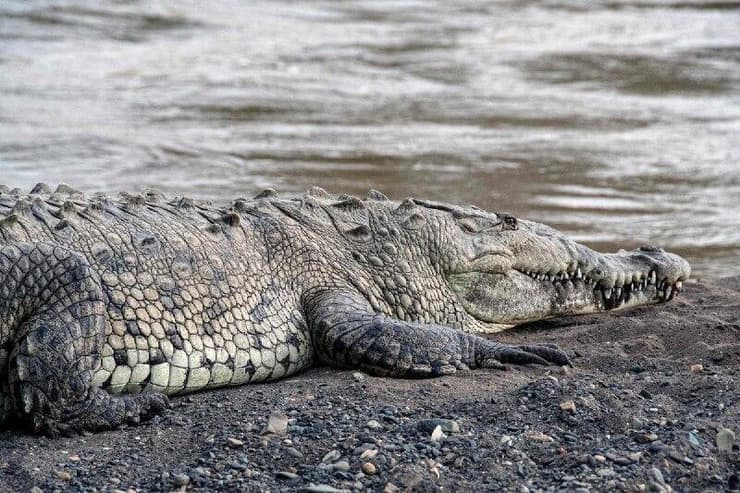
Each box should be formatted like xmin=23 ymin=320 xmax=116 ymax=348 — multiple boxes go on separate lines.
xmin=1 ymin=1 xmax=738 ymax=278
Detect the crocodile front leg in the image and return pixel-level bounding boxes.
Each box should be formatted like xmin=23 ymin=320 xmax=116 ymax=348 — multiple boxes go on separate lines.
xmin=303 ymin=289 xmax=570 ymax=377
xmin=1 ymin=243 xmax=168 ymax=435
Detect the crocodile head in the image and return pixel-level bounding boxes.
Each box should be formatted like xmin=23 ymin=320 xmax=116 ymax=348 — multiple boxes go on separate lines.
xmin=412 ymin=199 xmax=691 ymax=332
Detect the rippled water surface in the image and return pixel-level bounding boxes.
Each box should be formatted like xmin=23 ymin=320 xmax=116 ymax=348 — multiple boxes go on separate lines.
xmin=1 ymin=1 xmax=739 ymax=277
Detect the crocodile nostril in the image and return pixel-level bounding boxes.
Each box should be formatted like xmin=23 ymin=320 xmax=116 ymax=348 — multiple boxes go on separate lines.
xmin=638 ymin=245 xmax=664 ymax=253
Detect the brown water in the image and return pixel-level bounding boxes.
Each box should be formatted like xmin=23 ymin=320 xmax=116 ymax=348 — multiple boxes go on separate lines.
xmin=1 ymin=1 xmax=738 ymax=277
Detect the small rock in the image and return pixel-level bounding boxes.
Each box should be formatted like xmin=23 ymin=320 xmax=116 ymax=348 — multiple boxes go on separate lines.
xmin=383 ymin=484 xmax=400 ymax=493
xmin=286 ymin=447 xmax=304 ymax=459
xmin=361 ymin=462 xmax=377 ymax=475
xmin=716 ymin=428 xmax=735 ymax=452
xmin=352 ymin=372 xmax=366 ymax=381
xmin=689 ymin=363 xmax=703 ymax=373
xmin=593 ymin=454 xmax=606 ymax=463
xmin=302 ymin=484 xmax=349 ymax=493
xmin=366 ymin=419 xmax=383 ymax=430
xmin=628 ymin=452 xmax=643 ymax=462
xmin=360 ymin=448 xmax=378 ymax=460
xmin=172 ymin=473 xmax=190 ymax=487
xmin=30 ymin=487 xmax=43 ymax=493
xmin=263 ymin=411 xmax=289 ymax=435
xmin=636 ymin=432 xmax=659 ymax=443
xmin=68 ymin=454 xmax=80 ymax=462
xmin=226 ymin=437 xmax=244 ymax=448
xmin=559 ymin=400 xmax=576 ymax=413
xmin=54 ymin=471 xmax=71 ymax=481
xmin=525 ymin=431 xmax=555 ymax=443
xmin=648 ymin=467 xmax=665 ymax=485
xmin=332 ymin=460 xmax=351 ymax=472
xmin=728 ymin=474 xmax=739 ymax=491
xmin=648 ymin=481 xmax=669 ymax=493
xmin=687 ymin=431 xmax=701 ymax=448
xmin=430 ymin=425 xmax=445 ymax=442
xmin=322 ymin=450 xmax=341 ymax=464
xmin=276 ymin=471 xmax=299 ymax=480
xmin=418 ymin=418 xmax=461 ymax=433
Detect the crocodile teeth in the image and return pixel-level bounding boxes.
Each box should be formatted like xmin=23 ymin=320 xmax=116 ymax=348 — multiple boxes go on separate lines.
xmin=675 ymin=280 xmax=683 ymax=292
xmin=575 ymin=268 xmax=582 ymax=280
xmin=603 ymin=288 xmax=612 ymax=300
xmin=648 ymin=271 xmax=657 ymax=285
xmin=665 ymin=285 xmax=673 ymax=300
xmin=615 ymin=287 xmax=622 ymax=299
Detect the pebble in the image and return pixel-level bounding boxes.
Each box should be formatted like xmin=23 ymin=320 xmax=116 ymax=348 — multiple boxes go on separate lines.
xmin=263 ymin=411 xmax=289 ymax=435
xmin=54 ymin=470 xmax=71 ymax=481
xmin=729 ymin=474 xmax=739 ymax=491
xmin=361 ymin=462 xmax=377 ymax=475
xmin=383 ymin=484 xmax=400 ymax=493
xmin=302 ymin=484 xmax=350 ymax=493
xmin=172 ymin=473 xmax=190 ymax=487
xmin=276 ymin=471 xmax=299 ymax=480
xmin=559 ymin=400 xmax=576 ymax=413
xmin=30 ymin=488 xmax=43 ymax=493
xmin=360 ymin=448 xmax=378 ymax=460
xmin=366 ymin=419 xmax=383 ymax=430
xmin=286 ymin=447 xmax=304 ymax=459
xmin=648 ymin=467 xmax=665 ymax=485
xmin=418 ymin=418 xmax=461 ymax=433
xmin=226 ymin=437 xmax=244 ymax=448
xmin=430 ymin=425 xmax=445 ymax=442
xmin=593 ymin=454 xmax=606 ymax=463
xmin=352 ymin=372 xmax=366 ymax=381
xmin=332 ymin=460 xmax=351 ymax=472
xmin=687 ymin=431 xmax=701 ymax=447
xmin=689 ymin=363 xmax=703 ymax=373
xmin=716 ymin=428 xmax=735 ymax=452
xmin=636 ymin=432 xmax=659 ymax=443
xmin=322 ymin=450 xmax=342 ymax=464
xmin=525 ymin=431 xmax=555 ymax=443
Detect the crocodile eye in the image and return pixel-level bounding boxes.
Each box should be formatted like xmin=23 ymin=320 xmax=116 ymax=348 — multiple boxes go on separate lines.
xmin=502 ymin=214 xmax=518 ymax=231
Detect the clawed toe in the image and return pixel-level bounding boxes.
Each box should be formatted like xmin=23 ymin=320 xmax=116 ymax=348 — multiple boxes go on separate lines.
xmin=483 ymin=342 xmax=572 ymax=368
xmin=518 ymin=344 xmax=571 ymax=366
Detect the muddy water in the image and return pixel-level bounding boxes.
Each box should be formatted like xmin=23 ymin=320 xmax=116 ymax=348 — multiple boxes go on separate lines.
xmin=1 ymin=1 xmax=738 ymax=277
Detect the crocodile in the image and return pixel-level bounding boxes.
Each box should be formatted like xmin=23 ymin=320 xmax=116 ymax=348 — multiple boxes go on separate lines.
xmin=0 ymin=184 xmax=690 ymax=435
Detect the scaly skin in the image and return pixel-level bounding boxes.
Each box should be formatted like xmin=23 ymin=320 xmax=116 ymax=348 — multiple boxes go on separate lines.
xmin=0 ymin=184 xmax=690 ymax=435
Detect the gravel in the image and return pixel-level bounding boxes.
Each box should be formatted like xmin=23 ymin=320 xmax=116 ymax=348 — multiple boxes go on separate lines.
xmin=0 ymin=277 xmax=738 ymax=492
